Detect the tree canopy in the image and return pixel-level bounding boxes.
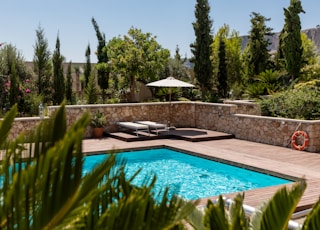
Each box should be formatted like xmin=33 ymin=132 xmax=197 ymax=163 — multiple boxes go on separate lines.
xmin=106 ymin=27 xmax=170 ymax=102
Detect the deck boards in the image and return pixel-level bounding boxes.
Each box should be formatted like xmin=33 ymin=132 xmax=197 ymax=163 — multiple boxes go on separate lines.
xmin=82 ymin=132 xmax=320 ymax=214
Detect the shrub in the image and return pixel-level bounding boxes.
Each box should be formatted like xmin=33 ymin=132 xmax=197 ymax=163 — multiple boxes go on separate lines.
xmin=259 ymin=79 xmax=320 ymax=119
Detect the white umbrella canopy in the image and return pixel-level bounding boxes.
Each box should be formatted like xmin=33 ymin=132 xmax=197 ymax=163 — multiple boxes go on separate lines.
xmin=146 ymin=76 xmax=194 ymax=102
xmin=146 ymin=76 xmax=194 ymax=88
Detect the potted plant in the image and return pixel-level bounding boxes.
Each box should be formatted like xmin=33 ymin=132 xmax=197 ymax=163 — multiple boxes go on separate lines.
xmin=90 ymin=110 xmax=107 ymax=138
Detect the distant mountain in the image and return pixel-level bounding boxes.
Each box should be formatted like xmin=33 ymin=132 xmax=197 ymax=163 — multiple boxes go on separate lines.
xmin=241 ymin=27 xmax=320 ymax=53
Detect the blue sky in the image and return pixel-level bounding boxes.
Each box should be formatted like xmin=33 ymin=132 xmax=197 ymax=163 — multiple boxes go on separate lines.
xmin=1 ymin=0 xmax=319 ymax=63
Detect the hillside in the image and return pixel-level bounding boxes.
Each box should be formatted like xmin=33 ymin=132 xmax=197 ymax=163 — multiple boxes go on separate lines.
xmin=241 ymin=27 xmax=320 ymax=53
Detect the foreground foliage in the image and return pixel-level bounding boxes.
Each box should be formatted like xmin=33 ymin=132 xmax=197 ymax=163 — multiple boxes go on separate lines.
xmin=0 ymin=104 xmax=195 ymax=229
xmin=0 ymin=105 xmax=320 ymax=229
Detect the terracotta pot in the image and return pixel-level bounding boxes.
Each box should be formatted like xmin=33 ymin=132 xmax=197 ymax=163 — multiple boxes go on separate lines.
xmin=92 ymin=127 xmax=104 ymax=138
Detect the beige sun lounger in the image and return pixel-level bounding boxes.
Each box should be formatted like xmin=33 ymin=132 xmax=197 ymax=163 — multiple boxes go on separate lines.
xmin=117 ymin=122 xmax=150 ymax=136
xmin=135 ymin=121 xmax=168 ymax=135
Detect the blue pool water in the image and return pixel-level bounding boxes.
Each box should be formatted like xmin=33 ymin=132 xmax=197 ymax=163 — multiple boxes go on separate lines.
xmin=83 ymin=148 xmax=291 ymax=200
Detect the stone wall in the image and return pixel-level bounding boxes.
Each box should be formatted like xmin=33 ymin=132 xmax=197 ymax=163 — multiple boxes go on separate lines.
xmin=7 ymin=101 xmax=320 ymax=153
xmin=223 ymin=100 xmax=261 ymax=115
xmin=8 ymin=117 xmax=41 ymax=140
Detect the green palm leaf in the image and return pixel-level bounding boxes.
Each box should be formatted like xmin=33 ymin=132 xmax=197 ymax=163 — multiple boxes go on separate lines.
xmin=302 ymin=197 xmax=320 ymax=229
xmin=203 ymin=196 xmax=229 ymax=230
xmin=250 ymin=179 xmax=306 ymax=230
xmin=0 ymin=104 xmax=90 ymax=229
xmin=229 ymin=193 xmax=249 ymax=230
xmin=0 ymin=104 xmax=17 ymax=148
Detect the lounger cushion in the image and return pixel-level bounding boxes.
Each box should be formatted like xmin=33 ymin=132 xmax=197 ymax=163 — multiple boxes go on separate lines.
xmin=117 ymin=122 xmax=149 ymax=130
xmin=135 ymin=121 xmax=167 ymax=129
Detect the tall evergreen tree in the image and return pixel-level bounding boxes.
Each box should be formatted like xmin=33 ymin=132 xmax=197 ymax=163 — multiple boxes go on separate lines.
xmin=275 ymin=28 xmax=285 ymax=70
xmin=91 ymin=17 xmax=109 ymax=103
xmin=190 ymin=0 xmax=214 ymax=101
xmin=174 ymin=45 xmax=182 ymax=62
xmin=9 ymin=61 xmax=19 ymax=107
xmin=52 ymin=35 xmax=65 ymax=105
xmin=280 ymin=0 xmax=305 ymax=81
xmin=33 ymin=25 xmax=52 ymax=103
xmin=212 ymin=25 xmax=243 ymax=95
xmin=85 ymin=72 xmax=98 ymax=104
xmin=244 ymin=12 xmax=273 ymax=80
xmin=217 ymin=38 xmax=227 ymax=98
xmin=74 ymin=66 xmax=81 ymax=94
xmin=84 ymin=44 xmax=91 ymax=87
xmin=66 ymin=61 xmax=73 ymax=104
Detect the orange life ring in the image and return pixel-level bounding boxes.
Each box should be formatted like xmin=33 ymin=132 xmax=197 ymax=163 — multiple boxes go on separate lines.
xmin=291 ymin=131 xmax=309 ymax=151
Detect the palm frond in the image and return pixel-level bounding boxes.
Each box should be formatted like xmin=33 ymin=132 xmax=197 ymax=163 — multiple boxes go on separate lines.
xmin=203 ymin=196 xmax=229 ymax=230
xmin=184 ymin=205 xmax=205 ymax=230
xmin=0 ymin=104 xmax=17 ymax=148
xmin=250 ymin=179 xmax=306 ymax=230
xmin=229 ymin=193 xmax=249 ymax=229
xmin=0 ymin=104 xmax=91 ymax=229
xmin=302 ymin=196 xmax=320 ymax=229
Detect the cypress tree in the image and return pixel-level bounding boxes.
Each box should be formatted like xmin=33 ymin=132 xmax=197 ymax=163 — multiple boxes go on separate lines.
xmin=217 ymin=38 xmax=227 ymax=98
xmin=91 ymin=17 xmax=109 ymax=102
xmin=33 ymin=25 xmax=52 ymax=103
xmin=245 ymin=12 xmax=273 ymax=80
xmin=190 ymin=0 xmax=213 ymax=101
xmin=85 ymin=72 xmax=98 ymax=104
xmin=280 ymin=0 xmax=305 ymax=81
xmin=9 ymin=61 xmax=19 ymax=107
xmin=52 ymin=35 xmax=65 ymax=105
xmin=84 ymin=44 xmax=91 ymax=87
xmin=66 ymin=61 xmax=73 ymax=104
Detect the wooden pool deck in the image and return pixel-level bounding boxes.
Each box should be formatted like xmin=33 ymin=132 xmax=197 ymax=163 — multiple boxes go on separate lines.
xmin=82 ymin=131 xmax=320 ymax=216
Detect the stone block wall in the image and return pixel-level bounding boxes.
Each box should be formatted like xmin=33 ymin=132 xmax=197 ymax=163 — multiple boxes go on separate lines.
xmin=6 ymin=101 xmax=320 ymax=153
xmin=223 ymin=100 xmax=261 ymax=115
xmin=8 ymin=117 xmax=41 ymax=140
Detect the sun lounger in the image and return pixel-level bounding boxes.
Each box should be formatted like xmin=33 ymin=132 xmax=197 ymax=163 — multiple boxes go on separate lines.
xmin=117 ymin=122 xmax=150 ymax=136
xmin=135 ymin=121 xmax=168 ymax=135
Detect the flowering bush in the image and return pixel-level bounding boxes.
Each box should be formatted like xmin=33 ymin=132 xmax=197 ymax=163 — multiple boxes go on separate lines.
xmin=0 ymin=77 xmax=39 ymax=117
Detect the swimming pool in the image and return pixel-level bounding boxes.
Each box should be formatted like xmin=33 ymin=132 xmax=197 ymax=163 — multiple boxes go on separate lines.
xmin=83 ymin=148 xmax=292 ymax=200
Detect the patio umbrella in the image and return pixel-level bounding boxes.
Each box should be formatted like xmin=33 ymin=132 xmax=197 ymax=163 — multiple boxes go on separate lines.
xmin=146 ymin=76 xmax=194 ymax=127
xmin=146 ymin=76 xmax=194 ymax=102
